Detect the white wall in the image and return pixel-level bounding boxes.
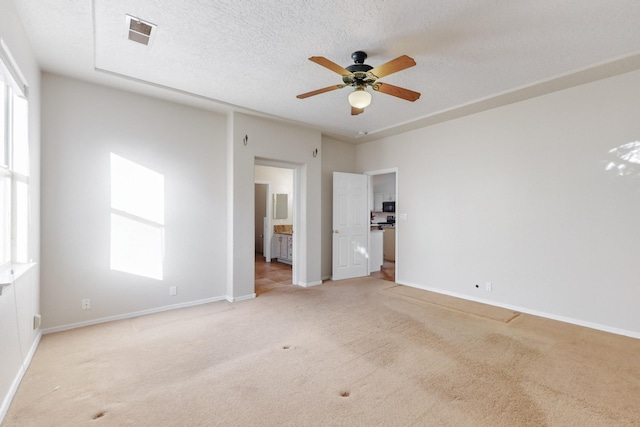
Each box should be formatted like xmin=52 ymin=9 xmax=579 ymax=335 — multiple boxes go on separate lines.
xmin=0 ymin=0 xmax=42 ymax=421
xmin=321 ymin=136 xmax=357 ymax=279
xmin=372 ymin=173 xmax=395 ymax=195
xmin=228 ymin=113 xmax=322 ymax=296
xmin=41 ymin=74 xmax=227 ymax=329
xmin=356 ymin=69 xmax=640 ymax=337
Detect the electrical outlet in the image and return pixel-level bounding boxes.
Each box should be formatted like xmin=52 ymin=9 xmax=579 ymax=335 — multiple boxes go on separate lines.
xmin=485 ymin=282 xmax=492 ymax=292
xmin=81 ymin=298 xmax=91 ymax=310
xmin=169 ymin=286 xmax=177 ymax=296
xmin=33 ymin=314 xmax=42 ymax=329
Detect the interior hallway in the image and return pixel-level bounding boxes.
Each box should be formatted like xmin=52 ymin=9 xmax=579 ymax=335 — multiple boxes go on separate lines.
xmin=255 ymin=254 xmax=292 ymax=295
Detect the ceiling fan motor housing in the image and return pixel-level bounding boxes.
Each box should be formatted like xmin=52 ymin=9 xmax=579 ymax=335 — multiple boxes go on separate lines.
xmin=346 ymin=63 xmax=373 ymax=73
xmin=351 ymin=51 xmax=368 ymax=64
xmin=345 ymin=52 xmax=374 ymax=88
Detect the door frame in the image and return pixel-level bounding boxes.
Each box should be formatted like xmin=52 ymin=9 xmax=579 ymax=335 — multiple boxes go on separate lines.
xmin=365 ymin=167 xmax=398 ymax=282
xmin=254 ymin=158 xmax=300 ymax=286
xmin=331 ymin=172 xmax=370 ymax=281
xmin=254 ymin=181 xmax=271 ymax=261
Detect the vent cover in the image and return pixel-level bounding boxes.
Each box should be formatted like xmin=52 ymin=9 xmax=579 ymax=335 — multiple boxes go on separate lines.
xmin=125 ymin=15 xmax=156 ymax=46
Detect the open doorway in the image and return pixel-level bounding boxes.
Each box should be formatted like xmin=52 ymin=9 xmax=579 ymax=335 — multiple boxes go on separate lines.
xmin=254 ymin=182 xmax=268 ymax=258
xmin=367 ymin=169 xmax=397 ymax=283
xmin=254 ymin=163 xmax=294 ymax=294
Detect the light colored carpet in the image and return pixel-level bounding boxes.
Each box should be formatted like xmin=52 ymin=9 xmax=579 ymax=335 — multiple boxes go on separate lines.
xmin=384 ymin=285 xmax=521 ymax=323
xmin=4 ymin=276 xmax=640 ymax=426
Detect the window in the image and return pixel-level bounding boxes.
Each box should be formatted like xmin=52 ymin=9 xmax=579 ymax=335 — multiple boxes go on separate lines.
xmin=0 ymin=167 xmax=9 ymax=268
xmin=0 ymin=40 xmax=29 ymax=270
xmin=1 ymin=78 xmax=9 ymax=268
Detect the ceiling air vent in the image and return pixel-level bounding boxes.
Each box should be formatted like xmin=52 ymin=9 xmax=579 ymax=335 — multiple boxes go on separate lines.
xmin=125 ymin=15 xmax=156 ymax=46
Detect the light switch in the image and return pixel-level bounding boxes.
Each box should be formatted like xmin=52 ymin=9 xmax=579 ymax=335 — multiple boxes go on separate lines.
xmin=399 ymin=213 xmax=408 ymax=221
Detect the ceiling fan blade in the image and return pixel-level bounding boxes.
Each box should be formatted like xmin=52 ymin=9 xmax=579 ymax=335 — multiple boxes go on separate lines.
xmin=368 ymin=55 xmax=416 ymax=79
xmin=296 ymin=84 xmax=346 ymax=99
xmin=351 ymin=106 xmax=364 ymax=116
xmin=372 ymin=82 xmax=421 ymax=102
xmin=309 ymin=56 xmax=351 ymax=76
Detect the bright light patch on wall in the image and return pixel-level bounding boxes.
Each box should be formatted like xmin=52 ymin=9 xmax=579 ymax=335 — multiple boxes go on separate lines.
xmin=111 ymin=153 xmax=164 ymax=223
xmin=110 ymin=213 xmax=164 ymax=280
xmin=110 ymin=153 xmax=165 ymax=280
xmin=606 ymin=141 xmax=640 ymax=176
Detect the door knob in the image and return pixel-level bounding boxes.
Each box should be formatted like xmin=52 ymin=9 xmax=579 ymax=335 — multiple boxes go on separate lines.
xmin=334 ymin=230 xmax=339 ymax=234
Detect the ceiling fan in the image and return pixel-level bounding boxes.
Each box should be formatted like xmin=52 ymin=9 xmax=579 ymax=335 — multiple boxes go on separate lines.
xmin=296 ymin=51 xmax=421 ymax=115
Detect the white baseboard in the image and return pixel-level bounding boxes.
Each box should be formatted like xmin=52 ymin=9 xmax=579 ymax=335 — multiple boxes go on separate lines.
xmin=0 ymin=331 xmax=42 ymax=425
xmin=298 ymin=280 xmax=322 ymax=288
xmin=396 ymin=280 xmax=640 ymax=340
xmin=226 ymin=293 xmax=256 ymax=303
xmin=42 ymin=296 xmax=227 ymax=334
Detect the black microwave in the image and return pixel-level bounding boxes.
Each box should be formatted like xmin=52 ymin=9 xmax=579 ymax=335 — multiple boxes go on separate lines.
xmin=382 ymin=201 xmax=395 ymax=212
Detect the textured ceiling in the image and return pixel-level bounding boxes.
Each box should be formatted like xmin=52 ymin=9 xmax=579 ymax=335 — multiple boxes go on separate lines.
xmin=12 ymin=0 xmax=640 ymax=143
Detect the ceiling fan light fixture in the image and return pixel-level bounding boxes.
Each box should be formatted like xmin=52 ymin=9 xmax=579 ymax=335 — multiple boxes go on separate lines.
xmin=348 ymin=88 xmax=371 ymax=109
xmin=297 ymin=52 xmax=419 ymax=115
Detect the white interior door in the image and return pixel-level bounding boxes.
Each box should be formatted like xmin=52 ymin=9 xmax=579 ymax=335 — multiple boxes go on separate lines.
xmin=332 ymin=172 xmax=368 ymax=280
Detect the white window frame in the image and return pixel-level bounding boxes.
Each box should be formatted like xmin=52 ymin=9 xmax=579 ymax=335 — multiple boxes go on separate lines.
xmin=0 ymin=167 xmax=10 ymax=270
xmin=0 ymin=38 xmax=30 ymax=273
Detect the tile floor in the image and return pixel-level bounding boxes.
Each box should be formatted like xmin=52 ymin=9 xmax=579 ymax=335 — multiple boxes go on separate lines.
xmin=254 ymin=253 xmax=292 ymax=295
xmin=255 ymin=254 xmax=395 ymax=293
xmin=370 ymin=260 xmax=395 ymax=282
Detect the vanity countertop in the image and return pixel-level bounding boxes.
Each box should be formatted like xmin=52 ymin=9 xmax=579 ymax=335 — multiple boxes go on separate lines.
xmin=274 ymin=224 xmax=293 ymax=235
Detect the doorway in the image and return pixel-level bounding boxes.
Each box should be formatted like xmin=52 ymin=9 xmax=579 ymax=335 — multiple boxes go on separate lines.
xmin=330 ymin=170 xmax=397 ymax=283
xmin=367 ymin=169 xmax=397 ymax=283
xmin=254 ymin=163 xmax=295 ymax=292
xmin=254 ymin=183 xmax=268 ymax=257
